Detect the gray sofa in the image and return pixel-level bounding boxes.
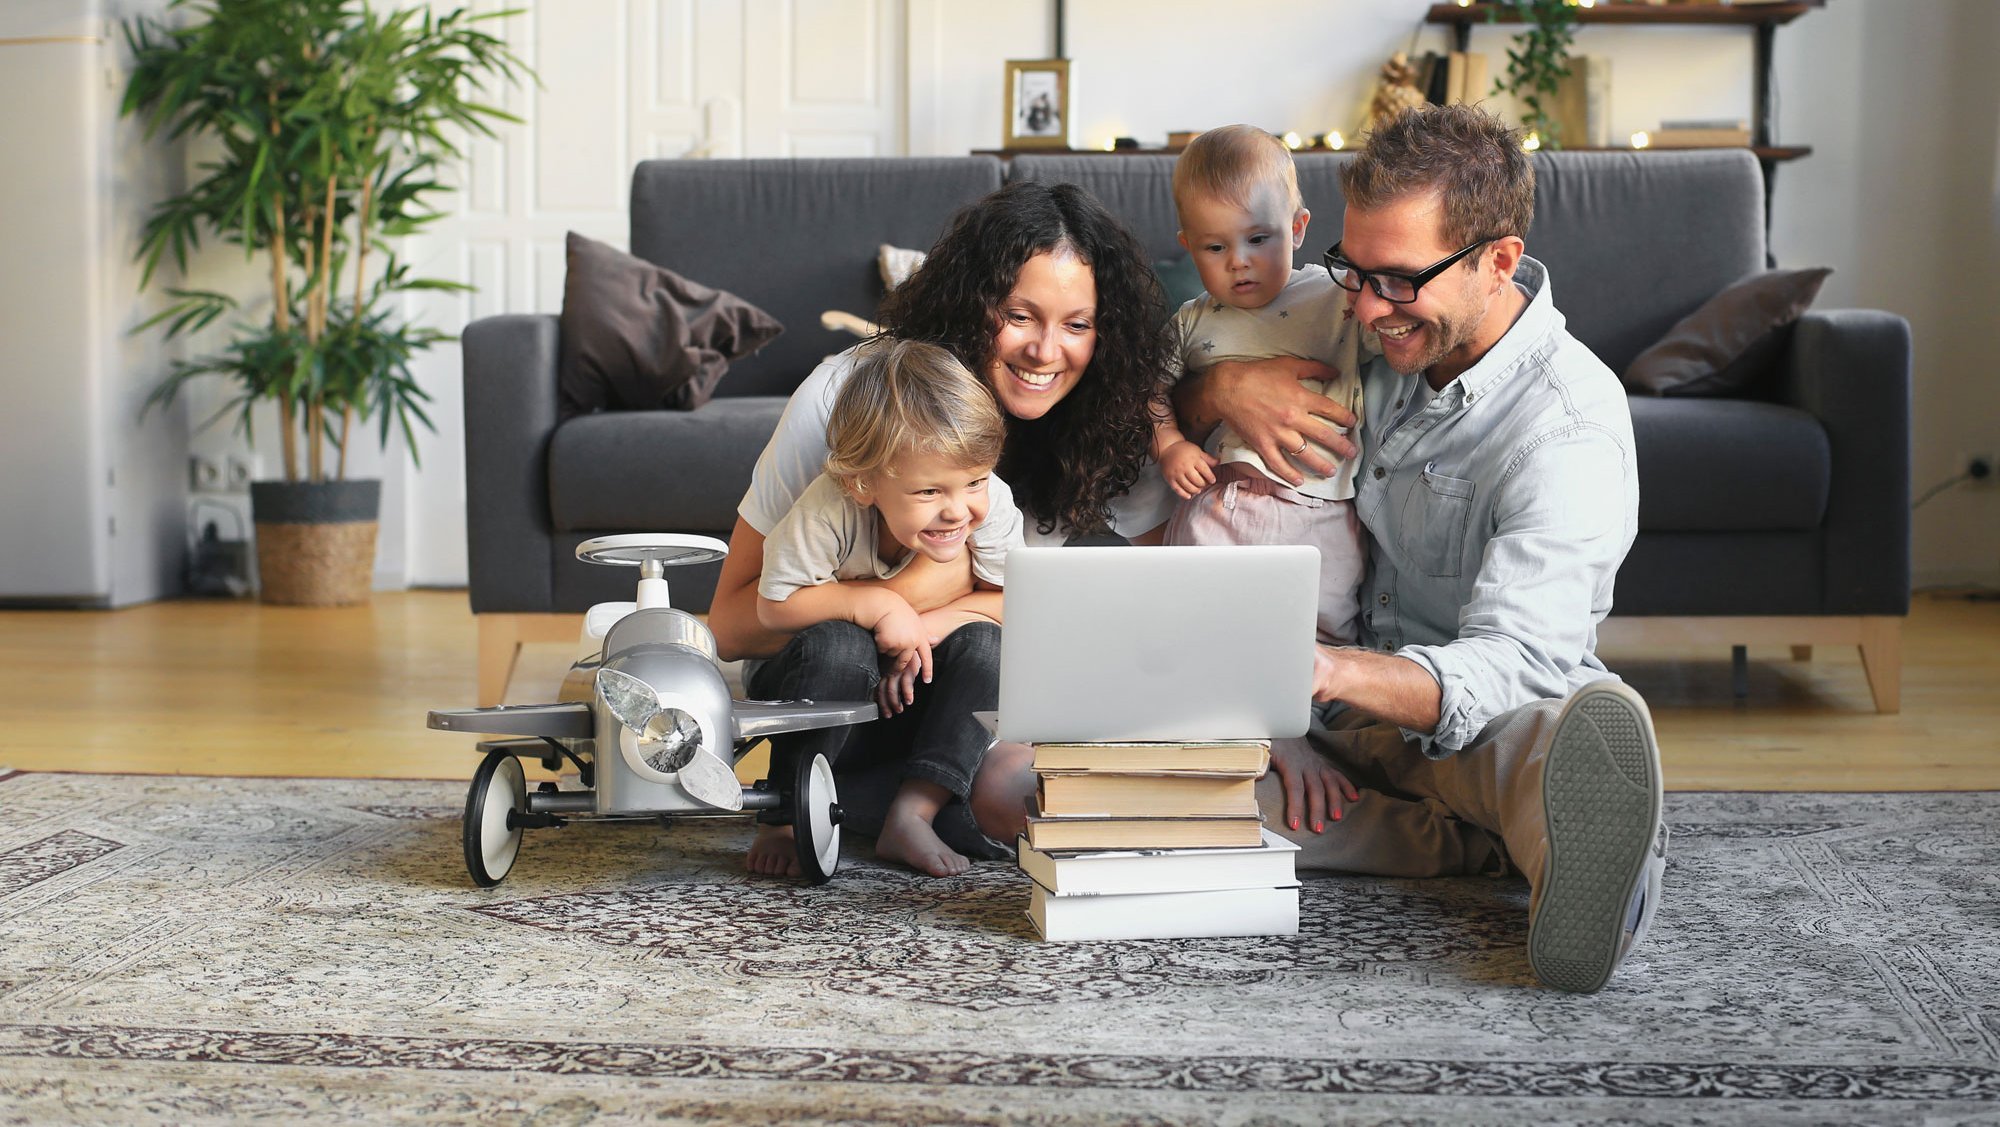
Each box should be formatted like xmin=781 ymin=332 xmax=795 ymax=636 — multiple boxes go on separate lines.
xmin=463 ymin=150 xmax=1911 ymax=710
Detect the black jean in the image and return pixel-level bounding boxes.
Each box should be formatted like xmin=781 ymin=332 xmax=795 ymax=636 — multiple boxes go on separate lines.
xmin=746 ymin=619 xmax=1009 ymax=860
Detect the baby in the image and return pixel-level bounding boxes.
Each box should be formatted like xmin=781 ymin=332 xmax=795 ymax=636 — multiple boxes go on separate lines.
xmin=753 ymin=338 xmax=1023 ymax=877
xmin=1153 ymin=124 xmax=1375 ymax=646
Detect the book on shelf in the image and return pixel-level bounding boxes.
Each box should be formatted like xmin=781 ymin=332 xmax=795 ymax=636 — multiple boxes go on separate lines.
xmin=1023 ymin=809 xmax=1265 ymax=851
xmin=1445 ymin=50 xmax=1467 ymax=106
xmin=1026 ymin=881 xmax=1300 ymax=942
xmin=1458 ymin=52 xmax=1489 ymax=106
xmin=1661 ymin=117 xmax=1749 ymax=132
xmin=1030 ymin=740 xmax=1270 ymax=775
xmin=1546 ymin=55 xmax=1612 ymax=148
xmin=1036 ymin=771 xmax=1260 ymax=818
xmin=1648 ymin=126 xmax=1753 ymax=148
xmin=1017 ymin=828 xmax=1300 ymax=896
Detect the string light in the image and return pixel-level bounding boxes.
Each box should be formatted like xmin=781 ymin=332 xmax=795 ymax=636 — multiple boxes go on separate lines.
xmin=1522 ymin=131 xmax=1542 ymax=152
xmin=1630 ymin=130 xmax=1651 ymax=150
xmin=1281 ymin=131 xmax=1304 ymax=150
xmin=1325 ymin=130 xmax=1346 ymax=151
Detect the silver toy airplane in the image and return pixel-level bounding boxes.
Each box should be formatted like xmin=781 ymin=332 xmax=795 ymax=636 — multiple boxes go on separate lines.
xmin=428 ymin=534 xmax=874 ymax=886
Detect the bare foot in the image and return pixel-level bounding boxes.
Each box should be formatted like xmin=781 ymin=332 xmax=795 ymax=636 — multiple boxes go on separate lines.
xmin=746 ymin=824 xmax=800 ymax=878
xmin=876 ymin=804 xmax=971 ymax=877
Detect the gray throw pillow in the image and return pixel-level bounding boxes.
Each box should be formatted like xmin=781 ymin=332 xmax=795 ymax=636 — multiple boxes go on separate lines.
xmin=557 ymin=231 xmax=784 ymax=417
xmin=1154 ymin=255 xmax=1208 ymax=310
xmin=1622 ymin=267 xmax=1831 ymax=397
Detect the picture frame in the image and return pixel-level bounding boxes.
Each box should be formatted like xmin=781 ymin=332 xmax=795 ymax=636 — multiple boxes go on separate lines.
xmin=1004 ymin=59 xmax=1070 ymax=150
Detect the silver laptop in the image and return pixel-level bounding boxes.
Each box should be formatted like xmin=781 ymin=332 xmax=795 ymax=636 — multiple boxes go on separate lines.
xmin=996 ymin=545 xmax=1318 ymax=743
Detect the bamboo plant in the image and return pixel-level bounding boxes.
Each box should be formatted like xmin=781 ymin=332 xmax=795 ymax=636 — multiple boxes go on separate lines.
xmin=124 ymin=0 xmax=527 ymax=483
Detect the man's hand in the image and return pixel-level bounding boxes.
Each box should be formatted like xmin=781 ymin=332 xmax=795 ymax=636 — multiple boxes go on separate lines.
xmin=1158 ymin=438 xmax=1219 ymax=500
xmin=1179 ymin=357 xmax=1357 ymax=486
xmin=1269 ymin=739 xmax=1360 ymax=835
xmin=1312 ymin=644 xmax=1348 ymax=703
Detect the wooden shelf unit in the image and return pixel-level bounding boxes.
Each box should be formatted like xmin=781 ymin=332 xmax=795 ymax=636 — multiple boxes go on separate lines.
xmin=1425 ymin=1 xmax=1822 ymax=150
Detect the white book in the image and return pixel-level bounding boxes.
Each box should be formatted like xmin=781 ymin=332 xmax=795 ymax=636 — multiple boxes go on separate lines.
xmin=1016 ymin=829 xmax=1299 ymax=896
xmin=1026 ymin=883 xmax=1301 ymax=942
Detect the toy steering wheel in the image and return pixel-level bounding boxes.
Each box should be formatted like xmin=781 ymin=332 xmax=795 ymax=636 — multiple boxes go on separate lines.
xmin=576 ymin=533 xmax=729 ymax=569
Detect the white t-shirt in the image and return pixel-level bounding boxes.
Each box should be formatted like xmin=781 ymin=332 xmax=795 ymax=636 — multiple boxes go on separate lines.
xmin=1169 ymin=267 xmax=1373 ymax=501
xmin=758 ymin=471 xmax=1024 ymax=602
xmin=740 ymin=345 xmax=1174 ymax=546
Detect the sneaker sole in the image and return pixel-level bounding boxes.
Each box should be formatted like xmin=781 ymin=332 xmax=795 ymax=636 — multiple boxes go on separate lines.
xmin=1530 ymin=683 xmax=1663 ymax=994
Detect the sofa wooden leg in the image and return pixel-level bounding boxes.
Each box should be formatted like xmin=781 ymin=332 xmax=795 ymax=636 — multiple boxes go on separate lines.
xmin=1857 ymin=616 xmax=1902 ymax=714
xmin=1791 ymin=645 xmax=1813 ymax=662
xmin=477 ymin=614 xmax=585 ymax=706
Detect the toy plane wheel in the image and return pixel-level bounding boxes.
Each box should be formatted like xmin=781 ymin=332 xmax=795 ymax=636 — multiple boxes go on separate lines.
xmin=792 ymin=752 xmax=843 ymax=885
xmin=464 ymin=751 xmax=527 ymax=887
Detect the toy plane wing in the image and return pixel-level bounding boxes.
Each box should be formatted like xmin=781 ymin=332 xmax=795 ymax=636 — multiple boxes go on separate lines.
xmin=427 ymin=702 xmax=593 ymax=739
xmin=732 ymin=699 xmax=877 ymax=741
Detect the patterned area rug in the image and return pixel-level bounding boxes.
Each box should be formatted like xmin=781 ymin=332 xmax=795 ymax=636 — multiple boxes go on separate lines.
xmin=1 ymin=772 xmax=1996 ymax=1125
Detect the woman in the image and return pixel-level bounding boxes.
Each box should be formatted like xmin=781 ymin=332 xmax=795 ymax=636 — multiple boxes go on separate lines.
xmin=708 ymin=180 xmax=1178 ymax=876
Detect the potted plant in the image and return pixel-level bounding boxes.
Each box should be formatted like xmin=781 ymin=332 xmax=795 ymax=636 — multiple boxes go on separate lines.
xmin=124 ymin=0 xmax=526 ymax=605
xmin=1491 ymin=0 xmax=1580 ymax=149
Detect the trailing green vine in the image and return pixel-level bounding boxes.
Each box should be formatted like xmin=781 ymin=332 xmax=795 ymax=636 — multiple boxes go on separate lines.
xmin=1490 ymin=0 xmax=1579 ymax=148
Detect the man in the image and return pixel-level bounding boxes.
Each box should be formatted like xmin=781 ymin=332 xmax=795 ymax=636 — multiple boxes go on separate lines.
xmin=1178 ymin=104 xmax=1667 ymax=994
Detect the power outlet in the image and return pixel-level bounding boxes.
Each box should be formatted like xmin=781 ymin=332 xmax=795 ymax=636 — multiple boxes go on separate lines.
xmin=189 ymin=455 xmax=224 ymax=493
xmin=224 ymin=454 xmax=259 ymax=492
xmin=1962 ymin=451 xmax=1997 ymax=488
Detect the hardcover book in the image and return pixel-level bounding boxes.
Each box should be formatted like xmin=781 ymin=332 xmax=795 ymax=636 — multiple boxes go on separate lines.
xmin=1029 ymin=740 xmax=1270 ymax=775
xmin=1026 ymin=882 xmax=1301 ymax=942
xmin=1035 ymin=772 xmax=1260 ymax=818
xmin=1023 ymin=811 xmax=1265 ymax=851
xmin=1017 ymin=829 xmax=1300 ymax=896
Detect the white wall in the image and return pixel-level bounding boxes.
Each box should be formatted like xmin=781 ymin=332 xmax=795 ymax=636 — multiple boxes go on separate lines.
xmin=74 ymin=0 xmax=2000 ymax=593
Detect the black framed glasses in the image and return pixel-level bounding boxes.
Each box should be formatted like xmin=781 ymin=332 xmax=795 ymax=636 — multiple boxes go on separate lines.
xmin=1321 ymin=238 xmax=1493 ymax=303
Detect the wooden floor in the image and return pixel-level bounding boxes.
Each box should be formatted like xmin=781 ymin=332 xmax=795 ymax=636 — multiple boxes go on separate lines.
xmin=2 ymin=590 xmax=1996 ymax=790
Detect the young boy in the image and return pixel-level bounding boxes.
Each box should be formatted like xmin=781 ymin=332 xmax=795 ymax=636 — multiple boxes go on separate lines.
xmin=753 ymin=338 xmax=1023 ymax=878
xmin=1153 ymin=124 xmax=1375 ymax=646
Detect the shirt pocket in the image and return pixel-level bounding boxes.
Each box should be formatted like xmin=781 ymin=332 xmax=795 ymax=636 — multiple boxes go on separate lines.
xmin=1398 ymin=465 xmax=1476 ymax=578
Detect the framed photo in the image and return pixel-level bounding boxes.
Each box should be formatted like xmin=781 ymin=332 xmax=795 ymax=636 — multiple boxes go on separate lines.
xmin=1004 ymin=59 xmax=1070 ymax=149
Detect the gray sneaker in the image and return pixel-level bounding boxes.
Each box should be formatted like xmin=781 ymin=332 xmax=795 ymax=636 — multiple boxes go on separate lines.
xmin=1529 ymin=679 xmax=1665 ymax=994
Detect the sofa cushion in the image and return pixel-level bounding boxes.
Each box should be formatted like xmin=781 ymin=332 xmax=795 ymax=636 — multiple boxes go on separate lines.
xmin=1628 ymin=396 xmax=1830 ymax=532
xmin=547 ymin=397 xmax=791 ymax=533
xmin=557 ymin=232 xmax=783 ymax=417
xmin=629 ymin=158 xmax=1004 ymax=398
xmin=1623 ymin=267 xmax=1832 ymax=397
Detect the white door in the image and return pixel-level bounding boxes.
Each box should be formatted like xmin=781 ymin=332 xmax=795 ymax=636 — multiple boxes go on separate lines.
xmin=400 ymin=0 xmax=906 ymax=587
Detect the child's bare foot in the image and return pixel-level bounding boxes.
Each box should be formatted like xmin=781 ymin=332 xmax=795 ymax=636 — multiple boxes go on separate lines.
xmin=876 ymin=779 xmax=970 ymax=877
xmin=746 ymin=824 xmax=800 ymax=877
xmin=876 ymin=807 xmax=971 ymax=876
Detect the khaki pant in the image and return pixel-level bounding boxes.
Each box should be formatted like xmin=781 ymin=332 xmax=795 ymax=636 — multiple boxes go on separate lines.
xmin=1259 ymin=698 xmax=1564 ymax=908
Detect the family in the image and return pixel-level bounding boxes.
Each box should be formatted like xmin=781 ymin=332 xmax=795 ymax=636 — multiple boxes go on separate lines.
xmin=706 ymin=104 xmax=1668 ymax=995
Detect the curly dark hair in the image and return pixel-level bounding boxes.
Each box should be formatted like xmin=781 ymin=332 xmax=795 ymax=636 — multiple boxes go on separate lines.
xmin=876 ymin=180 xmax=1172 ymax=537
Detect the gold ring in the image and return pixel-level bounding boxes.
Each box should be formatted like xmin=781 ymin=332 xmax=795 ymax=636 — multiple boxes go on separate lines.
xmin=1289 ymin=439 xmax=1310 ymax=456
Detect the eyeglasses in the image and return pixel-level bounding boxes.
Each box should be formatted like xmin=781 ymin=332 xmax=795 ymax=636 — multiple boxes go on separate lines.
xmin=1321 ymin=238 xmax=1493 ymax=304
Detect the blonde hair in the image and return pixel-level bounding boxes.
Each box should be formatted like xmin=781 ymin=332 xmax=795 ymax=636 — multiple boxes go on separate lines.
xmin=1172 ymin=125 xmax=1303 ymax=217
xmin=824 ymin=338 xmax=1005 ymax=496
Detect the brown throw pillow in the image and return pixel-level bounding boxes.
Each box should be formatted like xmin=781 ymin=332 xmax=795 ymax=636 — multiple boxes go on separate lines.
xmin=1622 ymin=267 xmax=1831 ymax=397
xmin=557 ymin=231 xmax=783 ymax=416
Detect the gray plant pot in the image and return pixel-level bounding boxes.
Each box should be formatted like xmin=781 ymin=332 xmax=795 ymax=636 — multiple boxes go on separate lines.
xmin=249 ymin=480 xmax=382 ymax=606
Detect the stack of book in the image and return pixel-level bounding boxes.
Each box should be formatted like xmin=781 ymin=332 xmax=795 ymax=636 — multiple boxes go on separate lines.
xmin=1017 ymin=739 xmax=1301 ymax=941
xmin=1647 ymin=118 xmax=1753 ymax=148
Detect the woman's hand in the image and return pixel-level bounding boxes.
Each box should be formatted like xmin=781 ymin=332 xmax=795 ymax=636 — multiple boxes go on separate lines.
xmin=1158 ymin=438 xmax=1219 ymax=500
xmin=877 ymin=649 xmax=923 ymax=715
xmin=1269 ymin=739 xmax=1360 ymax=835
xmin=870 ymin=601 xmax=932 ymax=712
xmin=1178 ymin=357 xmax=1357 ymax=486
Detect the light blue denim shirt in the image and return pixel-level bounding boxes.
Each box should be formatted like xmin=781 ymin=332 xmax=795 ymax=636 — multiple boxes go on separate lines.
xmin=1354 ymin=256 xmax=1638 ymax=756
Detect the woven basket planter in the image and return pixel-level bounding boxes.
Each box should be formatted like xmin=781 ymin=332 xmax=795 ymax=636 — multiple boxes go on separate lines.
xmin=250 ymin=481 xmax=380 ymax=606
